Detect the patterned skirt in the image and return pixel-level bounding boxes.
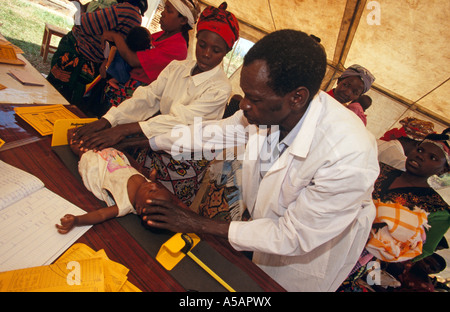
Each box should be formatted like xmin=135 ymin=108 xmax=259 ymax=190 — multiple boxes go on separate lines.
xmin=47 ymin=31 xmax=99 ymax=107
xmin=130 ymin=148 xmax=210 ymax=207
xmin=103 ymin=78 xmax=146 ymax=108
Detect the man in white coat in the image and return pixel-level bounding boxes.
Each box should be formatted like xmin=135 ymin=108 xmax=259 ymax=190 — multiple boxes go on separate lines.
xmin=142 ymin=29 xmax=380 ymax=291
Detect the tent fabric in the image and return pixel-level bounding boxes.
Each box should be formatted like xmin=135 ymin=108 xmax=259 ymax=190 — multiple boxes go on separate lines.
xmin=198 ymin=0 xmax=449 ymax=134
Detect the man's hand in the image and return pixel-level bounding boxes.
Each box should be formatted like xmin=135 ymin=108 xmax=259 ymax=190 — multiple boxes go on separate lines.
xmin=141 ymin=199 xmax=230 ymax=238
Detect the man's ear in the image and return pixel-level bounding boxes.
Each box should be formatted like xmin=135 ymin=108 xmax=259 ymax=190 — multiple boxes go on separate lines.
xmin=289 ymin=86 xmax=310 ymax=112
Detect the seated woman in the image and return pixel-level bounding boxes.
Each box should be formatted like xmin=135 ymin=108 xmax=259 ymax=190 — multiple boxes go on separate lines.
xmin=71 ymin=2 xmax=240 ymax=206
xmin=339 ymin=130 xmax=450 ymax=291
xmin=100 ymin=0 xmax=200 ymax=108
xmin=377 ymin=116 xmax=436 ymax=170
xmin=47 ymin=0 xmax=148 ymax=107
xmin=374 ymin=130 xmax=450 ymax=261
xmin=327 ymin=64 xmax=375 ymax=126
xmin=83 ymin=26 xmax=153 ymax=117
xmin=104 ymin=26 xmax=152 ymax=87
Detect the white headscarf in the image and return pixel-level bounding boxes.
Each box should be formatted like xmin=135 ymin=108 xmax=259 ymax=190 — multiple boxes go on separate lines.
xmin=167 ymin=0 xmax=199 ymax=28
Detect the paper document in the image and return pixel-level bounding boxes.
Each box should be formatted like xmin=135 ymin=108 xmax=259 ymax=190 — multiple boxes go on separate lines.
xmin=0 ymin=243 xmax=141 ymax=292
xmin=14 ymin=105 xmax=79 ymax=136
xmin=0 ymin=44 xmax=25 ymax=65
xmin=8 ymin=69 xmax=45 ymax=86
xmin=0 ymin=160 xmax=92 ymax=272
xmin=0 ymin=257 xmax=105 ymax=292
xmin=0 ymin=38 xmax=24 ymax=54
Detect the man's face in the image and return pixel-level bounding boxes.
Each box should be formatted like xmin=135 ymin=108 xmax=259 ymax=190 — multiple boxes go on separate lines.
xmin=239 ymin=60 xmax=292 ymax=127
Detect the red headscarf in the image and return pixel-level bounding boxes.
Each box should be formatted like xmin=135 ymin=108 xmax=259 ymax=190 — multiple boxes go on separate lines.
xmin=196 ymin=2 xmax=239 ymax=49
xmin=380 ymin=117 xmax=435 ymax=141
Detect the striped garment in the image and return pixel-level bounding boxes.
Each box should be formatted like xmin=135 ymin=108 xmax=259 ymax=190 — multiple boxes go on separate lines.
xmin=72 ymin=2 xmax=142 ymax=63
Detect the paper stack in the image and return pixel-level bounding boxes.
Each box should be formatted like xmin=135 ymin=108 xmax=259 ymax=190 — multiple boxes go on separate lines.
xmin=0 ymin=243 xmax=141 ymax=292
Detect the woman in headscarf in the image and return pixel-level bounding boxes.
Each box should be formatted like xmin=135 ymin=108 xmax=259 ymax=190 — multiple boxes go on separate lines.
xmin=47 ymin=0 xmax=148 ymax=107
xmin=100 ymin=0 xmax=201 ymax=110
xmin=327 ymin=64 xmax=375 ymax=126
xmin=339 ymin=128 xmax=449 ymax=292
xmin=377 ymin=117 xmax=436 ymax=171
xmin=374 ymin=129 xmax=450 ymax=260
xmin=71 ymin=2 xmax=240 ymax=206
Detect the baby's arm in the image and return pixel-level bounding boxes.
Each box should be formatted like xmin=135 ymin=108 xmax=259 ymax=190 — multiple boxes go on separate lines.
xmin=56 ymin=205 xmax=119 ymax=234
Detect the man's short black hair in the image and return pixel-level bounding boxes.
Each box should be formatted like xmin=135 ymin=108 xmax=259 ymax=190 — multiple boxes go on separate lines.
xmin=243 ymin=29 xmax=327 ymax=100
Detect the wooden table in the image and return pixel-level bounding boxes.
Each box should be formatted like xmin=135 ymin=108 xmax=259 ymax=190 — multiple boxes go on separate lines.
xmin=0 ymin=104 xmax=285 ymax=292
xmin=0 ymin=53 xmax=69 ymax=105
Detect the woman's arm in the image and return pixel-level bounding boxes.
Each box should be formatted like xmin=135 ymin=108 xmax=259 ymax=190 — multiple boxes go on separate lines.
xmin=103 ymin=31 xmax=141 ymax=68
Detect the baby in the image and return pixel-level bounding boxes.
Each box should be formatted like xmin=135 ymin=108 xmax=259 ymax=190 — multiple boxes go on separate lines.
xmin=105 ymin=26 xmax=152 ymax=88
xmin=56 ymin=127 xmax=180 ymax=234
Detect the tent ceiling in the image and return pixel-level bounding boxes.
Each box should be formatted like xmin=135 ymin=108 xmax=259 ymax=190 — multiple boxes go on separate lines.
xmin=199 ymin=0 xmax=450 ymax=125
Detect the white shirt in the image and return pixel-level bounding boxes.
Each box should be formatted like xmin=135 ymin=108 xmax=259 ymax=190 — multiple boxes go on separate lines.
xmin=259 ymin=105 xmax=310 ymax=178
xmin=103 ymin=59 xmax=232 ymax=139
xmin=152 ymin=91 xmax=380 ymax=291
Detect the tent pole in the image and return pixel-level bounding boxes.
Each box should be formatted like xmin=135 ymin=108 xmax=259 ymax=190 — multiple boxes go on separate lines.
xmin=323 ymin=0 xmax=367 ymax=91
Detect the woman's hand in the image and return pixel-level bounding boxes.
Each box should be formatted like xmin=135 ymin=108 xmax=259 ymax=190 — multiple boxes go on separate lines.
xmin=78 ymin=126 xmax=127 ymax=151
xmin=72 ymin=118 xmax=111 ymax=142
xmin=82 ymin=122 xmax=144 ymax=151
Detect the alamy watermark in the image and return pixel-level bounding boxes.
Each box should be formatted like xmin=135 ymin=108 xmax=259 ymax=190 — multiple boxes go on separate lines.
xmin=367 ymin=1 xmax=381 ymax=25
xmin=365 ymin=260 xmax=381 ymax=286
xmin=167 ymin=117 xmax=281 ymax=172
xmin=66 ymin=260 xmax=81 ymax=285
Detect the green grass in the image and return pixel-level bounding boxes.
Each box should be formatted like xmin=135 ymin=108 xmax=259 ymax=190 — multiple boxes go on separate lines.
xmin=0 ymin=0 xmax=73 ymax=73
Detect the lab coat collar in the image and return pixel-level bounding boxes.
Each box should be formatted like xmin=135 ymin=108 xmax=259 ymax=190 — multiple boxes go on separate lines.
xmin=261 ymin=92 xmax=323 ymax=178
xmin=288 ymin=92 xmax=325 ymax=158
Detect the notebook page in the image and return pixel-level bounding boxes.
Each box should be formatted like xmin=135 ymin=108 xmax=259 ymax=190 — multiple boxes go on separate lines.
xmin=0 ymin=160 xmax=44 ymax=210
xmin=0 ymin=188 xmax=92 ymax=272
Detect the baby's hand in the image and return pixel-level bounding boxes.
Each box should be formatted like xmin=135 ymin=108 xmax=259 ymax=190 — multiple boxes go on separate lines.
xmin=56 ymin=214 xmax=77 ymax=234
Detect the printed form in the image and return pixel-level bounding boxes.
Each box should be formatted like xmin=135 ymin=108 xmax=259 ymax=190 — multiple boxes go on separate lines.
xmin=0 ymin=160 xmax=92 ymax=272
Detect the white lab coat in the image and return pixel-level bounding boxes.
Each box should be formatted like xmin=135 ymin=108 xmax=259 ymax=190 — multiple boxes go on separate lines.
xmin=153 ymin=91 xmax=380 ymax=291
xmin=103 ymin=59 xmax=231 ymax=139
